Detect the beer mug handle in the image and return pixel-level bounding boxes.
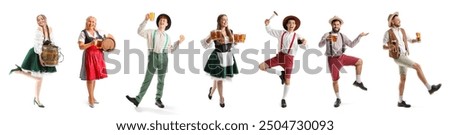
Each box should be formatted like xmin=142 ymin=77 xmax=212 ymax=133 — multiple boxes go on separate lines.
xmin=58 ymin=50 xmax=64 ymax=63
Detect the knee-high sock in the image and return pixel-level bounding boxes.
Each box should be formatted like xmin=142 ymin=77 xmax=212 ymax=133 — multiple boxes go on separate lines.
xmin=267 ymin=68 xmax=281 ymax=76
xmin=283 ymin=85 xmax=290 ymax=99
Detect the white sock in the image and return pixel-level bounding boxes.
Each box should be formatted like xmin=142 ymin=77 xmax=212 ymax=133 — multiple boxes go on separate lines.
xmin=399 ymin=96 xmax=403 ymax=103
xmin=267 ymin=68 xmax=281 ymax=76
xmin=335 ymin=92 xmax=340 ymax=99
xmin=282 ymin=85 xmax=290 ymax=99
xmin=425 ymin=83 xmax=431 ymax=90
xmin=356 ymin=75 xmax=362 ymax=83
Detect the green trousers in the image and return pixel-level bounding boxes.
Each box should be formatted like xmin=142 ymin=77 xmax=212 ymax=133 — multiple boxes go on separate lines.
xmin=136 ymin=52 xmax=168 ymax=102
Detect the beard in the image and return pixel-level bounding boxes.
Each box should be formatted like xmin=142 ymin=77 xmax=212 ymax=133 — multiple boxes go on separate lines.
xmin=393 ymin=23 xmax=401 ymax=27
xmin=332 ymin=27 xmax=340 ymax=33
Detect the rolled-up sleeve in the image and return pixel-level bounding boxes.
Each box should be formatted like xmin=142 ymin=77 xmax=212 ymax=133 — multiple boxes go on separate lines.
xmin=383 ymin=30 xmax=389 ymax=45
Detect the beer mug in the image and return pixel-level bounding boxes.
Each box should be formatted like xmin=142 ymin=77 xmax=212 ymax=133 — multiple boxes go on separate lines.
xmin=210 ymin=30 xmax=222 ymax=40
xmin=297 ymin=38 xmax=304 ymax=44
xmin=95 ymin=39 xmax=103 ymax=48
xmin=391 ymin=40 xmax=397 ymax=45
xmin=331 ymin=33 xmax=338 ymax=43
xmin=148 ymin=12 xmax=155 ymax=21
xmin=239 ymin=34 xmax=246 ymax=43
xmin=416 ymin=32 xmax=421 ymax=42
xmin=233 ymin=34 xmax=240 ymax=42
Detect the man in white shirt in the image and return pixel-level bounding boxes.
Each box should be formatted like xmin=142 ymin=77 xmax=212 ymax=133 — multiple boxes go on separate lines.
xmin=383 ymin=12 xmax=441 ymax=108
xmin=259 ymin=15 xmax=307 ymax=108
xmin=126 ymin=13 xmax=185 ymax=108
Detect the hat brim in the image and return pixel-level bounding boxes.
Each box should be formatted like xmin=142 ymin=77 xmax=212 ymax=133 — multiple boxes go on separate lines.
xmin=282 ymin=15 xmax=301 ymax=31
xmin=156 ymin=14 xmax=171 ymax=31
xmin=329 ymin=17 xmax=344 ymax=25
xmin=388 ymin=12 xmax=399 ymax=27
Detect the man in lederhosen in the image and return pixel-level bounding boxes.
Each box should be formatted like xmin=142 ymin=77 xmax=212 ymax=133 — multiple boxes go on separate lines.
xmin=383 ymin=12 xmax=441 ymax=108
xmin=259 ymin=15 xmax=308 ymax=108
xmin=126 ymin=13 xmax=185 ymax=108
xmin=318 ymin=16 xmax=369 ymax=108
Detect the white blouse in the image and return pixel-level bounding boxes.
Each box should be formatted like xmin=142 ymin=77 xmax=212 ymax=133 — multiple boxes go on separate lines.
xmin=78 ymin=29 xmax=108 ymax=43
xmin=33 ymin=27 xmax=56 ymax=55
xmin=200 ymin=34 xmax=236 ymax=49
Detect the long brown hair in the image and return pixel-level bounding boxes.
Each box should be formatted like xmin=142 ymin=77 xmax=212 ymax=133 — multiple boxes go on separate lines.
xmin=216 ymin=14 xmax=234 ymax=42
xmin=36 ymin=14 xmax=50 ymax=38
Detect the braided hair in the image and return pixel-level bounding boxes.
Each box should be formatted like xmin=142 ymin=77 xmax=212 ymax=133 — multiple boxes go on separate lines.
xmin=37 ymin=14 xmax=51 ymax=44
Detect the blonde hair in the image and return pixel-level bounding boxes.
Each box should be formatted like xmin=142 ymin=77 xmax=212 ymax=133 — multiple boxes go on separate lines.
xmin=85 ymin=16 xmax=97 ymax=30
xmin=36 ymin=14 xmax=50 ymax=37
xmin=36 ymin=14 xmax=48 ymax=27
xmin=36 ymin=14 xmax=47 ymax=21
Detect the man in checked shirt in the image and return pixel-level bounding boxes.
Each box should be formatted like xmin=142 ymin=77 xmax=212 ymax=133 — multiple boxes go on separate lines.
xmin=318 ymin=16 xmax=369 ymax=108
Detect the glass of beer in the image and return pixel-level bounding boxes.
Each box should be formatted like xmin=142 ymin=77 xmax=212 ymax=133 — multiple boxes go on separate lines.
xmin=391 ymin=40 xmax=397 ymax=45
xmin=148 ymin=12 xmax=155 ymax=21
xmin=96 ymin=39 xmax=103 ymax=49
xmin=416 ymin=32 xmax=421 ymax=42
xmin=234 ymin=34 xmax=240 ymax=43
xmin=331 ymin=33 xmax=338 ymax=43
xmin=239 ymin=34 xmax=246 ymax=43
xmin=210 ymin=30 xmax=222 ymax=40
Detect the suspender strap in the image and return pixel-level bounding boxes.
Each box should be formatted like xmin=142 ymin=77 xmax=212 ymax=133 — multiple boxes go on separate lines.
xmin=328 ymin=32 xmax=345 ymax=56
xmin=340 ymin=33 xmax=345 ymax=53
xmin=328 ymin=32 xmax=333 ymax=55
xmin=280 ymin=32 xmax=296 ymax=54
xmin=152 ymin=30 xmax=169 ymax=52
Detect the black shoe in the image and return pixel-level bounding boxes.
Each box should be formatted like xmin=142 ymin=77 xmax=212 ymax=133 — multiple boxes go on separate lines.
xmin=428 ymin=84 xmax=442 ymax=95
xmin=220 ymin=98 xmax=225 ymax=108
xmin=353 ymin=81 xmax=368 ymax=91
xmin=208 ymin=87 xmax=212 ymax=100
xmin=155 ymin=99 xmax=165 ymax=108
xmin=279 ymin=71 xmax=286 ymax=85
xmin=281 ymin=99 xmax=287 ymax=108
xmin=33 ymin=98 xmax=45 ymax=108
xmin=9 ymin=64 xmax=22 ymax=75
xmin=125 ymin=95 xmax=139 ymax=107
xmin=334 ymin=98 xmax=341 ymax=108
xmin=398 ymin=101 xmax=411 ymax=108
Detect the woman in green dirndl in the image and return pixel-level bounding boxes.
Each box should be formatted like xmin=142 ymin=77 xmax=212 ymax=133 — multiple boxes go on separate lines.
xmin=201 ymin=14 xmax=240 ymax=108
xmin=9 ymin=14 xmax=57 ymax=108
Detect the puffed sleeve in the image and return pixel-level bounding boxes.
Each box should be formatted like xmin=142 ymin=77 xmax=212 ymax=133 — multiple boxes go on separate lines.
xmin=33 ymin=29 xmax=44 ymax=55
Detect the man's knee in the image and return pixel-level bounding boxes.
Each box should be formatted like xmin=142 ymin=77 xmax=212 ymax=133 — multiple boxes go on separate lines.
xmin=333 ymin=81 xmax=338 ymax=85
xmin=356 ymin=59 xmax=363 ymax=66
xmin=413 ymin=63 xmax=421 ymax=70
xmin=285 ymin=79 xmax=291 ymax=85
xmin=259 ymin=63 xmax=268 ymax=71
xmin=400 ymin=74 xmax=406 ymax=82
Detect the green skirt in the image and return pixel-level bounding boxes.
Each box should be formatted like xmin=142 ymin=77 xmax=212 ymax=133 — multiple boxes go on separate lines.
xmin=204 ymin=50 xmax=238 ymax=79
xmin=21 ymin=48 xmax=57 ymax=73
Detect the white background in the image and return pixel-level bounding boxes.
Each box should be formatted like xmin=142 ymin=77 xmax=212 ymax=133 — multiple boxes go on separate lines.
xmin=1 ymin=0 xmax=449 ymax=134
